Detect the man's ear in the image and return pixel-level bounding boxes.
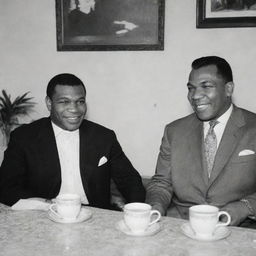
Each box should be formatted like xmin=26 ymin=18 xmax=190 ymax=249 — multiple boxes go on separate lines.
xmin=225 ymin=81 xmax=234 ymax=97
xmin=85 ymin=102 xmax=87 ymax=115
xmin=45 ymin=96 xmax=52 ymax=112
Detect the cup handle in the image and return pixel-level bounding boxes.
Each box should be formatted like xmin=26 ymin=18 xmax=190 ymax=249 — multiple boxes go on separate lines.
xmin=149 ymin=210 xmax=161 ymax=226
xmin=49 ymin=203 xmax=62 ymax=219
xmin=216 ymin=211 xmax=231 ymax=227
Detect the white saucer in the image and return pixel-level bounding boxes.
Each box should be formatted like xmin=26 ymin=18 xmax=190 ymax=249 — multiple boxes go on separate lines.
xmin=116 ymin=220 xmax=161 ymax=237
xmin=181 ymin=223 xmax=231 ymax=241
xmin=48 ymin=207 xmax=92 ymax=224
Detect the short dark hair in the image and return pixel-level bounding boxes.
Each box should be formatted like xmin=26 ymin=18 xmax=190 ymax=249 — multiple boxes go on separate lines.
xmin=46 ymin=73 xmax=86 ymax=99
xmin=191 ymin=56 xmax=233 ymax=83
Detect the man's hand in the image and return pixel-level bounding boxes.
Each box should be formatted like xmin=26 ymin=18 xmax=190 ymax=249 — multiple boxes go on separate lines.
xmin=151 ymin=203 xmax=165 ymax=217
xmin=220 ymin=201 xmax=251 ymax=226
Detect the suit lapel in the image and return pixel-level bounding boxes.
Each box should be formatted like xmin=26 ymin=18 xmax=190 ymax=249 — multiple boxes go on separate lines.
xmin=37 ymin=118 xmax=61 ymax=195
xmin=37 ymin=118 xmax=60 ymax=172
xmin=187 ymin=117 xmax=209 ymax=187
xmin=79 ymin=120 xmax=97 ymax=201
xmin=79 ymin=121 xmax=89 ymax=198
xmin=208 ymin=107 xmax=245 ymax=184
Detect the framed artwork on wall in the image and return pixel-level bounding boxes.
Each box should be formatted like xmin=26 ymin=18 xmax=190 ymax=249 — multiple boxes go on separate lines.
xmin=56 ymin=0 xmax=165 ymax=51
xmin=197 ymin=0 xmax=256 ymax=28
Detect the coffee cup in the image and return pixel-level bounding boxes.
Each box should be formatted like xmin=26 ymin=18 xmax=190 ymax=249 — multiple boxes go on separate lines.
xmin=49 ymin=193 xmax=81 ymax=220
xmin=189 ymin=205 xmax=231 ymax=238
xmin=123 ymin=203 xmax=161 ymax=234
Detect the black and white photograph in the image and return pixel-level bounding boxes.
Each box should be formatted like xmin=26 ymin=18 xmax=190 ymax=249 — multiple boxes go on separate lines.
xmin=1 ymin=0 xmax=256 ymax=255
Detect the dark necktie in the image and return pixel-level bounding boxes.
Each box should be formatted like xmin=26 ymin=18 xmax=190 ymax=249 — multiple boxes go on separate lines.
xmin=204 ymin=120 xmax=219 ymax=177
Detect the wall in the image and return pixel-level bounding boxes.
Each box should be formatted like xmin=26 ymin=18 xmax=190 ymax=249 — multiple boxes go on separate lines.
xmin=1 ymin=0 xmax=256 ymax=176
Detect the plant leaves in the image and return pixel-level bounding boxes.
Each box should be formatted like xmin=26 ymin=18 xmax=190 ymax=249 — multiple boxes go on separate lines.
xmin=0 ymin=90 xmax=36 ymax=128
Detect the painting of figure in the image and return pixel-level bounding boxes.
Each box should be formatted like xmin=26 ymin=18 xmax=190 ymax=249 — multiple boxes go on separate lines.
xmin=197 ymin=0 xmax=256 ymax=28
xmin=211 ymin=0 xmax=256 ymax=12
xmin=56 ymin=0 xmax=164 ymax=50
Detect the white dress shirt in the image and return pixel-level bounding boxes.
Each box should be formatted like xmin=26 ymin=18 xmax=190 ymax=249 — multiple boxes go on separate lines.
xmin=52 ymin=122 xmax=88 ymax=204
xmin=203 ymin=104 xmax=233 ymax=148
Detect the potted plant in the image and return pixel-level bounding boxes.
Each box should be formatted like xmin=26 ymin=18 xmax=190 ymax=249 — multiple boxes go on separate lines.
xmin=0 ymin=90 xmax=36 ymax=146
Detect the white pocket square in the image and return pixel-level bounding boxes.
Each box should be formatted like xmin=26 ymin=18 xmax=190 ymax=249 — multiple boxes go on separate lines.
xmin=238 ymin=149 xmax=255 ymax=156
xmin=98 ymin=156 xmax=108 ymax=166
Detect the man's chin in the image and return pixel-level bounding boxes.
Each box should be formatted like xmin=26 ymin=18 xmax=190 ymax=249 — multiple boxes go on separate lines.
xmin=195 ymin=112 xmax=213 ymax=122
xmin=63 ymin=122 xmax=82 ymax=131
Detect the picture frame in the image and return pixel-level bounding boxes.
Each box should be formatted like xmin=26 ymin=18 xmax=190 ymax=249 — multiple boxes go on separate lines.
xmin=197 ymin=0 xmax=256 ymax=28
xmin=55 ymin=0 xmax=165 ymax=51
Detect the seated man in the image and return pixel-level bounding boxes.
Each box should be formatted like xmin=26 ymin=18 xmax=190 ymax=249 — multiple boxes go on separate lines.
xmin=146 ymin=56 xmax=256 ymax=227
xmin=0 ymin=73 xmax=145 ymax=209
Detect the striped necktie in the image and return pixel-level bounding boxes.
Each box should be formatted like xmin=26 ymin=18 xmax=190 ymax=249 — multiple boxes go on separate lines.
xmin=204 ymin=120 xmax=219 ymax=177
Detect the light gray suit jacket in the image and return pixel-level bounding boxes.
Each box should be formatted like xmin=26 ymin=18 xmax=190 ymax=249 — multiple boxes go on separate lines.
xmin=146 ymin=106 xmax=256 ymax=219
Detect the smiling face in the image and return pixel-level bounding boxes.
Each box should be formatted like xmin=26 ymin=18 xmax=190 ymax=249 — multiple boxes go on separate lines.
xmin=45 ymin=85 xmax=87 ymax=131
xmin=187 ymin=65 xmax=234 ymax=121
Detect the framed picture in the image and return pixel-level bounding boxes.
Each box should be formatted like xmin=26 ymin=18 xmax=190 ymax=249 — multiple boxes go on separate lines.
xmin=56 ymin=0 xmax=165 ymax=51
xmin=197 ymin=0 xmax=256 ymax=28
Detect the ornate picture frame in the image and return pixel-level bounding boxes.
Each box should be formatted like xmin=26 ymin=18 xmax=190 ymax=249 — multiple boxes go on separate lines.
xmin=56 ymin=0 xmax=165 ymax=51
xmin=197 ymin=0 xmax=256 ymax=28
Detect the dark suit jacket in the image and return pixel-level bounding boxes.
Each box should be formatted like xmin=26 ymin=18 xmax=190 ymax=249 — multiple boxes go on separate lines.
xmin=146 ymin=106 xmax=256 ymax=219
xmin=0 ymin=118 xmax=145 ymax=208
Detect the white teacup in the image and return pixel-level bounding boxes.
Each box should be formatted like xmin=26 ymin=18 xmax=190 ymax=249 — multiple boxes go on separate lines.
xmin=123 ymin=203 xmax=161 ymax=234
xmin=189 ymin=205 xmax=231 ymax=238
xmin=49 ymin=193 xmax=81 ymax=220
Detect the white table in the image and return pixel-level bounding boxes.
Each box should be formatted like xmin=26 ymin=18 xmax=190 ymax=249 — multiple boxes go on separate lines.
xmin=0 ymin=203 xmax=256 ymax=256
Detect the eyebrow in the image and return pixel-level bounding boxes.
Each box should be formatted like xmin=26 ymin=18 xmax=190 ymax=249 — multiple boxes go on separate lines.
xmin=55 ymin=96 xmax=85 ymax=100
xmin=187 ymin=80 xmax=215 ymax=86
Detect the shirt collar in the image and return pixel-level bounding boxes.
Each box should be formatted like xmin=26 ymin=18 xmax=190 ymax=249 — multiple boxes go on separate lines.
xmin=51 ymin=121 xmax=79 ymax=138
xmin=217 ymin=104 xmax=233 ymax=126
xmin=204 ymin=104 xmax=233 ymax=127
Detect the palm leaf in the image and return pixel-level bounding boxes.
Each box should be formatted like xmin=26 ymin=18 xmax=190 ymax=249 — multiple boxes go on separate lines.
xmin=0 ymin=90 xmax=12 ymax=107
xmin=0 ymin=94 xmax=12 ymax=110
xmin=0 ymin=90 xmax=36 ymax=139
xmin=13 ymin=92 xmax=35 ymax=106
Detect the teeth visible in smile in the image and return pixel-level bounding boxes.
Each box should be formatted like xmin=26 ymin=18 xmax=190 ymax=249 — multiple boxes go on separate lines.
xmin=196 ymin=104 xmax=208 ymax=110
xmin=67 ymin=117 xmax=79 ymax=120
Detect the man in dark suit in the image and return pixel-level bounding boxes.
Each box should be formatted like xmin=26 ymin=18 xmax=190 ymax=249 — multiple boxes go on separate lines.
xmin=146 ymin=56 xmax=256 ymax=227
xmin=0 ymin=73 xmax=145 ymax=209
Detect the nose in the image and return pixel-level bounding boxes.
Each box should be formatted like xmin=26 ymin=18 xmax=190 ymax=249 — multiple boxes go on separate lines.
xmin=191 ymin=87 xmax=204 ymax=100
xmin=67 ymin=102 xmax=79 ymax=112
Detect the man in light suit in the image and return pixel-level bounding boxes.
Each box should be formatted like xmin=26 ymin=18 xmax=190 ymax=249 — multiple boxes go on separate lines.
xmin=146 ymin=56 xmax=256 ymax=227
xmin=0 ymin=73 xmax=145 ymax=209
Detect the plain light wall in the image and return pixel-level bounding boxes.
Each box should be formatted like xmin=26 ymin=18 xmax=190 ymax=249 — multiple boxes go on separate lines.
xmin=1 ymin=0 xmax=256 ymax=177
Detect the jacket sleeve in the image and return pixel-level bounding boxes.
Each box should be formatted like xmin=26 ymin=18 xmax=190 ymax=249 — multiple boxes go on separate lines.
xmin=145 ymin=125 xmax=173 ymax=215
xmin=0 ymin=130 xmax=35 ymax=206
xmin=109 ymin=131 xmax=145 ymax=203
